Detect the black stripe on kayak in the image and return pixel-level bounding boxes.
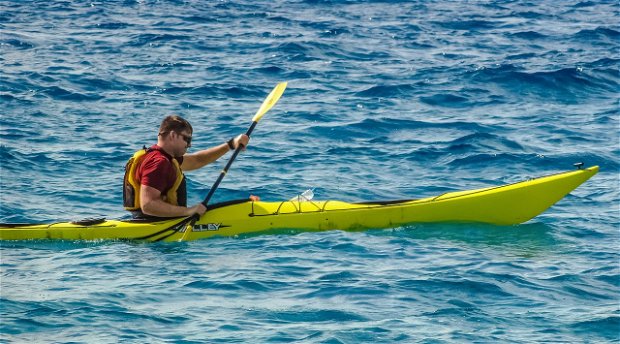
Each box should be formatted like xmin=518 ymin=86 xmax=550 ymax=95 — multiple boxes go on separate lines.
xmin=133 ymin=227 xmax=176 ymax=241
xmin=152 ymin=230 xmax=180 ymax=242
xmin=133 ymin=218 xmax=191 ymax=241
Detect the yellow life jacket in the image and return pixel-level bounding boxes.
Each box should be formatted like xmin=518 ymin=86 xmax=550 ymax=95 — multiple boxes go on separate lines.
xmin=123 ymin=147 xmax=186 ymax=211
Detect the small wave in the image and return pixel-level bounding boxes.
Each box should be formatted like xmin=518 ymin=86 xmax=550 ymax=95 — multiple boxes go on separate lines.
xmin=511 ymin=10 xmax=549 ymax=19
xmin=425 ymin=301 xmax=487 ymax=318
xmin=393 ymin=222 xmax=558 ymax=249
xmin=572 ymin=1 xmax=599 ymax=8
xmin=39 ymin=86 xmax=103 ymax=101
xmin=0 ymin=93 xmax=21 ymax=102
xmin=0 ymin=38 xmax=36 ymax=50
xmin=574 ymin=27 xmax=620 ymax=41
xmin=319 ymin=27 xmax=351 ymax=37
xmin=446 ymin=152 xmax=533 ymax=167
xmin=594 ymin=271 xmax=620 ymax=288
xmin=570 ymin=316 xmax=620 ymax=341
xmin=584 ymin=57 xmax=620 ymax=69
xmin=254 ymin=65 xmax=285 ymax=75
xmin=398 ymin=278 xmax=513 ymax=297
xmin=296 ymin=18 xmax=352 ymax=37
xmin=185 ymin=280 xmax=240 ymax=290
xmin=509 ymin=30 xmax=549 ymax=40
xmin=26 ymin=72 xmax=57 ymax=84
xmin=433 ymin=19 xmax=498 ymax=31
xmin=420 ymin=93 xmax=469 ymax=107
xmin=0 ymin=146 xmax=117 ymax=179
xmin=86 ymin=22 xmax=132 ymax=30
xmin=562 ymin=285 xmax=615 ymax=301
xmin=505 ymin=52 xmax=538 ymax=60
xmin=444 ymin=150 xmax=614 ymax=173
xmin=95 ymin=305 xmax=189 ymax=324
xmin=70 ymin=76 xmax=125 ymax=91
xmin=467 ymin=63 xmax=616 ymax=98
xmin=301 ymin=0 xmax=339 ymax=4
xmin=184 ymin=15 xmax=219 ymax=24
xmin=317 ymin=271 xmax=359 ymax=281
xmin=129 ymin=33 xmax=193 ymax=47
xmin=272 ymin=41 xmax=334 ymax=62
xmin=276 ymin=42 xmax=309 ymax=54
xmin=447 ymin=132 xmax=525 ymax=152
xmin=247 ymin=308 xmax=368 ymax=323
xmin=273 ymin=40 xmax=388 ymax=62
xmin=309 ymin=118 xmax=492 ymax=142
xmin=355 ymin=84 xmax=416 ymax=98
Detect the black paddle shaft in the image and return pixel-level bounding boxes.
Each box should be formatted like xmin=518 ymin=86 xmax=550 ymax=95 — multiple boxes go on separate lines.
xmin=201 ymin=121 xmax=258 ymax=207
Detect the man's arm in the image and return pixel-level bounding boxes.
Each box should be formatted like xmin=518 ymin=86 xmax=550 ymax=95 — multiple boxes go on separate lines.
xmin=181 ymin=134 xmax=250 ymax=171
xmin=181 ymin=143 xmax=230 ymax=172
xmin=140 ymin=185 xmax=206 ymax=217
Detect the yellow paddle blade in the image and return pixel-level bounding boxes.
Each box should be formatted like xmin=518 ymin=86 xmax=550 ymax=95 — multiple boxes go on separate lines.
xmin=252 ymin=82 xmax=288 ymax=122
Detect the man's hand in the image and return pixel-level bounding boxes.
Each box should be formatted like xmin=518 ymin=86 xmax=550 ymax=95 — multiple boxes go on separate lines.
xmin=233 ymin=134 xmax=250 ymax=150
xmin=187 ymin=203 xmax=207 ymax=216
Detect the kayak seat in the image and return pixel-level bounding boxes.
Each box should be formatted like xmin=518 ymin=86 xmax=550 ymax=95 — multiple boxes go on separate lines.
xmin=70 ymin=218 xmax=106 ymax=226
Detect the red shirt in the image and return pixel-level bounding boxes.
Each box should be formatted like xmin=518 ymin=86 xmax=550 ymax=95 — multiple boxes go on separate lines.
xmin=136 ymin=145 xmax=184 ymax=195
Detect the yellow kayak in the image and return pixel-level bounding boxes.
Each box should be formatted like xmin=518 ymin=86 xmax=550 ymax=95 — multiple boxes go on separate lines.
xmin=0 ymin=166 xmax=598 ymax=242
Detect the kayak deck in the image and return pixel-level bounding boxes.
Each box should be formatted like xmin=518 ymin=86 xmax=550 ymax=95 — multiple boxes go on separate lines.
xmin=0 ymin=166 xmax=599 ymax=241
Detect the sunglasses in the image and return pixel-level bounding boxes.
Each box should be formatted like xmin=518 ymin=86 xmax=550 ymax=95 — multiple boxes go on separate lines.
xmin=178 ymin=132 xmax=192 ymax=146
xmin=159 ymin=131 xmax=192 ymax=146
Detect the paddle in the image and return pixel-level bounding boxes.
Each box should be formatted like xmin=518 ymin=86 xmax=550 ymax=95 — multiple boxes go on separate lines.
xmin=176 ymin=82 xmax=288 ymax=241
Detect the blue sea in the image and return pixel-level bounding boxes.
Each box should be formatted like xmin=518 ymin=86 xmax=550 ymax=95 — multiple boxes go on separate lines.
xmin=1 ymin=0 xmax=619 ymax=342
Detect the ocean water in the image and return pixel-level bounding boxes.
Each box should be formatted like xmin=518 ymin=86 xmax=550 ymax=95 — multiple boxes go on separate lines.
xmin=1 ymin=0 xmax=619 ymax=342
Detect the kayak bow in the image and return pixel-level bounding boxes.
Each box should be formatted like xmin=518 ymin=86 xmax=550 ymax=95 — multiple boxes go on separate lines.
xmin=0 ymin=166 xmax=598 ymax=242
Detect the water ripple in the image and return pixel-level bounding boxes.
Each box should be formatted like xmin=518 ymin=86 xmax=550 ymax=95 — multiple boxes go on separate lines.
xmin=1 ymin=0 xmax=618 ymax=342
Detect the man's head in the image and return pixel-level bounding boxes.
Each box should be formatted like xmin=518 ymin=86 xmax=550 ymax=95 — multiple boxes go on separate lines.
xmin=159 ymin=115 xmax=193 ymax=138
xmin=158 ymin=115 xmax=193 ymax=157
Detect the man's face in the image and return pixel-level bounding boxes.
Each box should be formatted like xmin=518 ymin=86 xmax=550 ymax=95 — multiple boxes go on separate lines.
xmin=172 ymin=130 xmax=192 ymax=156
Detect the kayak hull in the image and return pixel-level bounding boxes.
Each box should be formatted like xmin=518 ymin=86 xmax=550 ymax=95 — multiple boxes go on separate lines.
xmin=0 ymin=166 xmax=599 ymax=242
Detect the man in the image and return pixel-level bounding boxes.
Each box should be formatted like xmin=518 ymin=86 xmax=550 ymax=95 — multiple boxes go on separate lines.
xmin=123 ymin=115 xmax=253 ymax=219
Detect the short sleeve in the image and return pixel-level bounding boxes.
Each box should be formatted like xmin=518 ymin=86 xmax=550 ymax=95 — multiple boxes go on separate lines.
xmin=140 ymin=156 xmax=175 ymax=193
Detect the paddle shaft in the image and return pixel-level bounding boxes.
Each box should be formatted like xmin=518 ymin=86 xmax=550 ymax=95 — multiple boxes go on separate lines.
xmin=179 ymin=82 xmax=287 ymax=240
xmin=201 ymin=121 xmax=258 ymax=208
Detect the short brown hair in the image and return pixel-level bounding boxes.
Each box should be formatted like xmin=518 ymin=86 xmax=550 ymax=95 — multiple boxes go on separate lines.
xmin=158 ymin=115 xmax=193 ymax=138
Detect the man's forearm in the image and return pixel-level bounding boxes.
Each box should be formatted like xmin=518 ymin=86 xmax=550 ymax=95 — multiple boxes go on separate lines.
xmin=183 ymin=143 xmax=230 ymax=171
xmin=141 ymin=198 xmax=194 ymax=217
